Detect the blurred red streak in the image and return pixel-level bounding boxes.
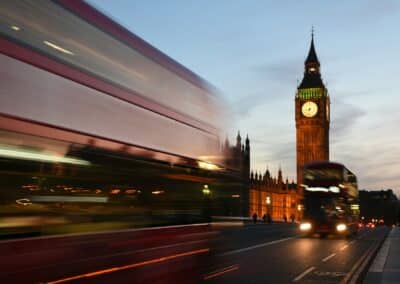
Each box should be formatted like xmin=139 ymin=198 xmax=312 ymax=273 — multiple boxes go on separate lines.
xmin=46 ymin=248 xmax=210 ymax=284
xmin=203 ymin=265 xmax=240 ymax=280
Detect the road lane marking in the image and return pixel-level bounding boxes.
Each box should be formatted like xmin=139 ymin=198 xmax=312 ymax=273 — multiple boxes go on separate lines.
xmin=314 ymin=271 xmax=346 ymax=277
xmin=203 ymin=265 xmax=239 ymax=280
xmin=45 ymin=248 xmax=210 ymax=284
xmin=349 ymin=240 xmax=356 ymax=245
xmin=293 ymin=266 xmax=316 ymax=282
xmin=340 ymin=243 xmax=377 ymax=284
xmin=340 ymin=244 xmax=349 ymax=251
xmin=322 ymin=253 xmax=337 ymax=262
xmin=219 ymin=237 xmax=294 ymax=256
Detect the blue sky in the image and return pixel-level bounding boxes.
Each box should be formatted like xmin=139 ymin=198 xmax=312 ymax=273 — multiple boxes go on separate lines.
xmin=89 ymin=0 xmax=400 ymax=194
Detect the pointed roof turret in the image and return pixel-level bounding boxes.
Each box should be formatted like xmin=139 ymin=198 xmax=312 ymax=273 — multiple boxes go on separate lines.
xmin=305 ymin=29 xmax=320 ymax=66
xmin=244 ymin=134 xmax=250 ymax=152
xmin=224 ymin=136 xmax=229 ymax=148
xmin=236 ymin=131 xmax=241 ymax=148
xmin=265 ymin=166 xmax=270 ymax=178
xmin=298 ymin=28 xmax=326 ymax=90
xmin=278 ymin=166 xmax=283 ymax=184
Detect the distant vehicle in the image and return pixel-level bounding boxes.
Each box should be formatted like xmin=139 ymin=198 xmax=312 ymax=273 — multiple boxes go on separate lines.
xmin=299 ymin=161 xmax=360 ymax=237
xmin=366 ymin=222 xmax=375 ymax=228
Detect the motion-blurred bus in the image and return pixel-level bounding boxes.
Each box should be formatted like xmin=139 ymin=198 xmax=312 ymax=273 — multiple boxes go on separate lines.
xmin=299 ymin=161 xmax=359 ymax=237
xmin=0 ymin=0 xmax=247 ymax=238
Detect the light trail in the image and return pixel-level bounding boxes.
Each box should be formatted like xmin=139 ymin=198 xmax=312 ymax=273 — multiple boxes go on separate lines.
xmin=46 ymin=248 xmax=209 ymax=284
xmin=203 ymin=265 xmax=239 ymax=280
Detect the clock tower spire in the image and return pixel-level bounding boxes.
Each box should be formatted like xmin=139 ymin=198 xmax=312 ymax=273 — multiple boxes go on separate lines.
xmin=295 ymin=31 xmax=330 ymax=186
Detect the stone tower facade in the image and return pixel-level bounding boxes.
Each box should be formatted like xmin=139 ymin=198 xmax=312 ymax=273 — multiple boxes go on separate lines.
xmin=295 ymin=33 xmax=330 ymax=186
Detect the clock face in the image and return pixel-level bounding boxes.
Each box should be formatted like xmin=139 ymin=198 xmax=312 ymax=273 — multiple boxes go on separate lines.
xmin=301 ymin=101 xmax=318 ymax=118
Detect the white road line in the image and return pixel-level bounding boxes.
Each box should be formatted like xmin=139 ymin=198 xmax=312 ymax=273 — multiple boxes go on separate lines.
xmin=349 ymin=240 xmax=356 ymax=245
xmin=293 ymin=266 xmax=316 ymax=282
xmin=322 ymin=253 xmax=337 ymax=262
xmin=340 ymin=244 xmax=349 ymax=251
xmin=219 ymin=237 xmax=294 ymax=256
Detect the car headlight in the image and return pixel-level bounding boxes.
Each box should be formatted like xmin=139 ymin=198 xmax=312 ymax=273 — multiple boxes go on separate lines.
xmin=300 ymin=222 xmax=312 ymax=231
xmin=336 ymin=223 xmax=347 ymax=232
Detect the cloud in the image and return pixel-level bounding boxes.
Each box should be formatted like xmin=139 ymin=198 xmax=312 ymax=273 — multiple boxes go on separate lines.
xmin=250 ymin=136 xmax=296 ymax=180
xmin=252 ymin=58 xmax=302 ymax=85
xmin=230 ymin=58 xmax=302 ymax=117
xmin=360 ymin=0 xmax=399 ymax=20
xmin=230 ymin=92 xmax=271 ymax=117
xmin=330 ymin=98 xmax=366 ymax=143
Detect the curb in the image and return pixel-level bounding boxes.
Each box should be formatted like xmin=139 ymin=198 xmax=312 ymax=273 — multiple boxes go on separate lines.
xmin=341 ymin=228 xmax=391 ymax=284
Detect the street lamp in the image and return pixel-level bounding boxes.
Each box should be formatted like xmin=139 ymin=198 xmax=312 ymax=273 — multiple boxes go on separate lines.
xmin=202 ymin=184 xmax=211 ymax=195
xmin=266 ymin=196 xmax=271 ymax=222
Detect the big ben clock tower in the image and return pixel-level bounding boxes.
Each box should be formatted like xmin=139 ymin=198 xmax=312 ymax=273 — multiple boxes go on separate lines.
xmin=295 ymin=32 xmax=330 ymax=186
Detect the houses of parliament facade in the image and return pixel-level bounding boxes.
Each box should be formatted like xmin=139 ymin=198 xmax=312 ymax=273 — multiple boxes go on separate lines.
xmin=232 ymin=32 xmax=331 ymax=221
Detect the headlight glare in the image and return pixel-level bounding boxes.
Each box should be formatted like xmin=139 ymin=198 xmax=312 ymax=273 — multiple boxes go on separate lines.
xmin=300 ymin=222 xmax=312 ymax=231
xmin=336 ymin=223 xmax=347 ymax=232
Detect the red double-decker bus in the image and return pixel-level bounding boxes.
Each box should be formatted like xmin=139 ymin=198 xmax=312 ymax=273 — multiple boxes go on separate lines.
xmin=299 ymin=161 xmax=360 ymax=237
xmin=0 ymin=0 xmax=246 ymax=238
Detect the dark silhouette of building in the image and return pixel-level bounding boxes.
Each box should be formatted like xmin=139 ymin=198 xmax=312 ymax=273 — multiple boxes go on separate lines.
xmin=295 ymin=32 xmax=330 ymax=186
xmin=221 ymin=132 xmax=250 ymax=216
xmin=222 ymin=132 xmax=250 ymax=179
xmin=359 ymin=189 xmax=399 ymax=225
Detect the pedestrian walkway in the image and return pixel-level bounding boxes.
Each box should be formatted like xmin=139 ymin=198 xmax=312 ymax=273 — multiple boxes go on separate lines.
xmin=364 ymin=226 xmax=400 ymax=284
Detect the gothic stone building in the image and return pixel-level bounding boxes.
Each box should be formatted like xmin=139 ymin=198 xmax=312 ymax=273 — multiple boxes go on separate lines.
xmin=243 ymin=33 xmax=331 ymax=221
xmin=249 ymin=169 xmax=299 ymax=221
xmin=226 ymin=132 xmax=301 ymax=220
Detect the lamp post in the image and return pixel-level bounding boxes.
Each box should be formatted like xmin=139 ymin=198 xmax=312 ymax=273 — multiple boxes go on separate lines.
xmin=266 ymin=196 xmax=271 ymax=222
xmin=202 ymin=184 xmax=211 ymax=195
xmin=202 ymin=184 xmax=211 ymax=221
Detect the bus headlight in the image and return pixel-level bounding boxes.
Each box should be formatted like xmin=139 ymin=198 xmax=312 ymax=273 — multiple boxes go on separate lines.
xmin=300 ymin=222 xmax=312 ymax=231
xmin=336 ymin=224 xmax=347 ymax=232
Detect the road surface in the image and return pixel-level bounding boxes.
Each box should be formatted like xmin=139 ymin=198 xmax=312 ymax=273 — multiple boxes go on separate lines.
xmin=0 ymin=223 xmax=388 ymax=283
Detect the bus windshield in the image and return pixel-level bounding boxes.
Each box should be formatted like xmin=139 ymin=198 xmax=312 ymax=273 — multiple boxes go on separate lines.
xmin=303 ymin=167 xmax=343 ymax=188
xmin=303 ymin=194 xmax=345 ymax=221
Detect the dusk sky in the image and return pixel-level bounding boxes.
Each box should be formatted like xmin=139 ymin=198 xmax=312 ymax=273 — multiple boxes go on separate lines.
xmin=90 ymin=0 xmax=399 ymax=194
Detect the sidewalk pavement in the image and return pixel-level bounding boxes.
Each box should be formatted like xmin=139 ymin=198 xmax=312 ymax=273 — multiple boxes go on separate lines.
xmin=364 ymin=226 xmax=400 ymax=284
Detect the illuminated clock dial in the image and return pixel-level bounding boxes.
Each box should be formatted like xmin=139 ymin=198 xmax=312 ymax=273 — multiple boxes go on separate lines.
xmin=301 ymin=101 xmax=318 ymax=118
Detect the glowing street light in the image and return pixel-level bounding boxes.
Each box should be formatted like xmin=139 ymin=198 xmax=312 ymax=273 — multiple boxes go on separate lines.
xmin=202 ymin=184 xmax=211 ymax=195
